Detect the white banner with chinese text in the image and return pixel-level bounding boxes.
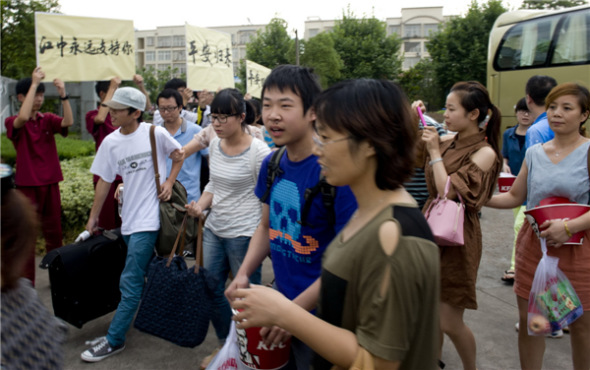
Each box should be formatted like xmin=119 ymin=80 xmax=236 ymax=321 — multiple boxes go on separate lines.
xmin=246 ymin=60 xmax=270 ymax=99
xmin=185 ymin=24 xmax=234 ymax=91
xmin=35 ymin=13 xmax=135 ymax=82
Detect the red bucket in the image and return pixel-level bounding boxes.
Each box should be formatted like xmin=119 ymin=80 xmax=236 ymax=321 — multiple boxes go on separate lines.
xmin=498 ymin=172 xmax=516 ymax=193
xmin=524 ymin=200 xmax=590 ymax=245
xmin=235 ymin=322 xmax=291 ymax=370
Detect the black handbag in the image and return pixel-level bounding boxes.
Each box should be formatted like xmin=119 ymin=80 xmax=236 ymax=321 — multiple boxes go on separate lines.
xmin=134 ymin=214 xmax=216 ymax=347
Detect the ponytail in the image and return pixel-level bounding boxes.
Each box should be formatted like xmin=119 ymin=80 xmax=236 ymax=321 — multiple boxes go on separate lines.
xmin=486 ymin=104 xmax=501 ymax=157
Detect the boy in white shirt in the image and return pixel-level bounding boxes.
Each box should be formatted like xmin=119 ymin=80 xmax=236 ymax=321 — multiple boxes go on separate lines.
xmin=81 ymin=87 xmax=184 ymax=362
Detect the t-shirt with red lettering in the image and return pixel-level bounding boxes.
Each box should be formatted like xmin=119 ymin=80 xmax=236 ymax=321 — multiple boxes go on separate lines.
xmin=5 ymin=112 xmax=67 ymax=186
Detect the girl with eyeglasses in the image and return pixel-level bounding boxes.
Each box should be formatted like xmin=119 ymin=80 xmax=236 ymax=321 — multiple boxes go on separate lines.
xmin=185 ymin=88 xmax=270 ymax=368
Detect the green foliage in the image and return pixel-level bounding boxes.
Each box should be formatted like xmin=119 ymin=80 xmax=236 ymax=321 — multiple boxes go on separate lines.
xmin=137 ymin=65 xmax=186 ymax=104
xmin=520 ymin=0 xmax=587 ymax=9
xmin=426 ymin=0 xmax=507 ymax=93
xmin=398 ymin=59 xmax=445 ymax=110
xmin=1 ymin=0 xmax=60 ymax=79
xmin=236 ymin=59 xmax=247 ymax=95
xmin=246 ymin=18 xmax=296 ymax=69
xmin=59 ymin=156 xmax=95 ymax=232
xmin=300 ymin=33 xmax=343 ymax=89
xmin=330 ymin=9 xmax=403 ymax=81
xmin=1 ymin=133 xmax=95 ymax=166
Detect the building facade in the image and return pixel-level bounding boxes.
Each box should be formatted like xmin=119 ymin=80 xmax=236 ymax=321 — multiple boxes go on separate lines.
xmin=135 ymin=24 xmax=265 ymax=80
xmin=304 ymin=7 xmax=452 ymax=70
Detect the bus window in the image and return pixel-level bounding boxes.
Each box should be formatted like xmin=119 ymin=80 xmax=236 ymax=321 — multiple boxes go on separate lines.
xmin=551 ymin=11 xmax=590 ymax=65
xmin=494 ymin=15 xmax=559 ymax=70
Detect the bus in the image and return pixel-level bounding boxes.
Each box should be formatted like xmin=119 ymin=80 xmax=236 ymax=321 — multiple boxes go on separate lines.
xmin=487 ymin=5 xmax=590 ymax=131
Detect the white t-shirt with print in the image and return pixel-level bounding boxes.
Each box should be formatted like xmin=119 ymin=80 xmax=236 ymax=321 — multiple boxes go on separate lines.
xmin=91 ymin=122 xmax=181 ymax=235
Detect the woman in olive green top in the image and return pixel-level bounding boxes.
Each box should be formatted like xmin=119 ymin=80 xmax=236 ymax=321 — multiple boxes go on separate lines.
xmin=230 ymin=79 xmax=440 ymax=369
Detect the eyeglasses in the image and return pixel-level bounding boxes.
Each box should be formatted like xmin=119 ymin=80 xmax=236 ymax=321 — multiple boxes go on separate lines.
xmin=159 ymin=106 xmax=178 ymax=113
xmin=312 ymin=134 xmax=352 ymax=149
xmin=207 ymin=113 xmax=239 ymax=124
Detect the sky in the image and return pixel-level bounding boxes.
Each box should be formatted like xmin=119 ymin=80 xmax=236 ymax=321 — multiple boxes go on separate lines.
xmin=57 ymin=0 xmax=525 ymax=35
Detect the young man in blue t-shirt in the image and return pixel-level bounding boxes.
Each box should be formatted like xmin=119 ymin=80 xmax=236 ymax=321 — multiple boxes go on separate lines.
xmin=224 ymin=65 xmax=357 ymax=370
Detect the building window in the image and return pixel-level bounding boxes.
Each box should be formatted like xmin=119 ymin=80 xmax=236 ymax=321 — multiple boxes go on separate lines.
xmin=173 ymin=50 xmax=185 ymax=61
xmin=309 ymin=28 xmax=319 ymax=38
xmin=146 ymin=37 xmax=154 ymax=47
xmin=404 ymin=24 xmax=421 ymax=38
xmin=173 ymin=35 xmax=185 ymax=47
xmin=174 ymin=63 xmax=186 ymax=75
xmin=145 ymin=51 xmax=155 ymax=62
xmin=403 ymin=57 xmax=421 ymax=70
xmin=389 ymin=25 xmax=400 ymax=36
xmin=404 ymin=42 xmax=421 ymax=53
xmin=157 ymin=36 xmax=172 ymax=47
xmin=239 ymin=31 xmax=256 ymax=45
xmin=158 ymin=50 xmax=171 ymax=61
xmin=157 ymin=64 xmax=171 ymax=72
xmin=424 ymin=24 xmax=439 ymax=36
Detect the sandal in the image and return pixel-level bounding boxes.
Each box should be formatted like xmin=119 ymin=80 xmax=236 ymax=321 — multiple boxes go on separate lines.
xmin=501 ymin=269 xmax=515 ymax=282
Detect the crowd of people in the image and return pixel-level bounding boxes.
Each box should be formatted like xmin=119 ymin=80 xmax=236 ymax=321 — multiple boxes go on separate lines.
xmin=2 ymin=64 xmax=590 ymax=370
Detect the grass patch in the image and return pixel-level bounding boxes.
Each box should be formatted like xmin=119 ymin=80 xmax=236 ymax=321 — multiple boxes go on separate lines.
xmin=1 ymin=133 xmax=95 ymax=166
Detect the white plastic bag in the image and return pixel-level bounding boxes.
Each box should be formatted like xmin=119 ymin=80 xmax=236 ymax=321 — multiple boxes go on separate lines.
xmin=206 ymin=321 xmax=250 ymax=370
xmin=527 ymin=238 xmax=583 ymax=336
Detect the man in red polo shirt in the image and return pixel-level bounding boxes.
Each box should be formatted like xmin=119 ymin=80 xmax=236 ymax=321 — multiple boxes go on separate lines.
xmin=4 ymin=66 xmax=73 ymax=285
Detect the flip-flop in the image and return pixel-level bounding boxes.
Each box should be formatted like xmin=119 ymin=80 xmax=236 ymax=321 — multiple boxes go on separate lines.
xmin=501 ymin=269 xmax=515 ymax=282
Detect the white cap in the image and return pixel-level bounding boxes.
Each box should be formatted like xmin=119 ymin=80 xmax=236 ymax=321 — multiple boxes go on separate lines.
xmin=103 ymin=87 xmax=146 ymax=111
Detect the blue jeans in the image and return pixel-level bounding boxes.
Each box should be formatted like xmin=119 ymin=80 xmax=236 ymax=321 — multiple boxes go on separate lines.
xmin=107 ymin=231 xmax=158 ymax=347
xmin=202 ymin=227 xmax=261 ymax=342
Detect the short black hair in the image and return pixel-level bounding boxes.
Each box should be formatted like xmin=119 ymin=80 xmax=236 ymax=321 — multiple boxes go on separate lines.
xmin=157 ymin=88 xmax=183 ymax=108
xmin=515 ymin=97 xmax=528 ymax=112
xmin=164 ymin=78 xmax=187 ymax=90
xmin=261 ymin=65 xmax=321 ymax=115
xmin=15 ymin=77 xmax=45 ymax=96
xmin=95 ymin=81 xmax=110 ymax=97
xmin=525 ymin=75 xmax=558 ymax=106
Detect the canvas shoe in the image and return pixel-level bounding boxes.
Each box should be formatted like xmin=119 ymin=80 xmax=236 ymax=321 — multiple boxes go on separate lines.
xmin=81 ymin=336 xmax=125 ymax=362
xmin=514 ymin=322 xmax=564 ymax=338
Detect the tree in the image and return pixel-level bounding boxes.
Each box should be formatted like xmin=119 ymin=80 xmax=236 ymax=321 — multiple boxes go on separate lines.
xmin=300 ymin=32 xmax=343 ymax=88
xmin=136 ymin=65 xmax=185 ymax=105
xmin=398 ymin=59 xmax=445 ymax=110
xmin=330 ymin=9 xmax=402 ymax=81
xmin=520 ymin=0 xmax=587 ymax=9
xmin=246 ymin=18 xmax=296 ymax=69
xmin=1 ymin=0 xmax=60 ymax=79
xmin=426 ymin=0 xmax=507 ymax=95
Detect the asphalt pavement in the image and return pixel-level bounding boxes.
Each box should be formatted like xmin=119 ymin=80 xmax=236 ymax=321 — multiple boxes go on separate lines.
xmin=34 ymin=206 xmax=573 ymax=369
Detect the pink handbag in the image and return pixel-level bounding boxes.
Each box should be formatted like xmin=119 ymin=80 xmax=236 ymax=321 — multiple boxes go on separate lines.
xmin=424 ymin=176 xmax=465 ymax=246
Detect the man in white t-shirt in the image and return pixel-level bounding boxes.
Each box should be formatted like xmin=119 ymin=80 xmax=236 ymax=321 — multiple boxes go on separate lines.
xmin=81 ymin=87 xmax=184 ymax=363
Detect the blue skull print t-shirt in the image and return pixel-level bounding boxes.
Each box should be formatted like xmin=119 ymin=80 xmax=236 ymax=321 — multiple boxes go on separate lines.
xmin=255 ymin=152 xmax=357 ymax=301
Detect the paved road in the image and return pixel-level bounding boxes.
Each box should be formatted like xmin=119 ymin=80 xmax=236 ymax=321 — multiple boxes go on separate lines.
xmin=35 ymin=206 xmax=573 ymax=369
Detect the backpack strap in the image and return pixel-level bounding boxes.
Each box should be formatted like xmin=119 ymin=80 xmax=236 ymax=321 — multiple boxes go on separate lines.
xmin=260 ymin=146 xmax=286 ymax=203
xmin=299 ymin=175 xmax=336 ymax=227
xmin=149 ymin=125 xmax=162 ymax=195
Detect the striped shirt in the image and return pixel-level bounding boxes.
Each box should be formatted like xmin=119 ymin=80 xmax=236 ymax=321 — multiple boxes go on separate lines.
xmin=204 ymin=137 xmax=271 ymax=238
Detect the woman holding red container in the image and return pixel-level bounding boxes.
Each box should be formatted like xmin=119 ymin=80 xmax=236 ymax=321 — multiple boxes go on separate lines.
xmin=487 ymin=82 xmax=590 ymax=369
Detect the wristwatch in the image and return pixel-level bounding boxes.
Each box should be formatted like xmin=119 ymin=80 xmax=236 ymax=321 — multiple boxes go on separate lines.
xmin=59 ymin=94 xmax=70 ymax=101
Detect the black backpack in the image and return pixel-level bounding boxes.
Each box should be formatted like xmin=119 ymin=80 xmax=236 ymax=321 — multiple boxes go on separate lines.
xmin=259 ymin=146 xmax=336 ymax=227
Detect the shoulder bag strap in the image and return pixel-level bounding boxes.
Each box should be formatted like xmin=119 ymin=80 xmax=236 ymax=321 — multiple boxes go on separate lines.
xmin=249 ymin=139 xmax=258 ymax=184
xmin=149 ymin=125 xmax=162 ymax=195
xmin=444 ymin=175 xmax=464 ymax=204
xmin=165 ymin=214 xmax=188 ymax=267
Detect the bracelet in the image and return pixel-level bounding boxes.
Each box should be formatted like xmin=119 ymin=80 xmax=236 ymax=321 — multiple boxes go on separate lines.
xmin=429 ymin=158 xmax=443 ymax=166
xmin=59 ymin=94 xmax=70 ymax=101
xmin=564 ymin=220 xmax=573 ymax=238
